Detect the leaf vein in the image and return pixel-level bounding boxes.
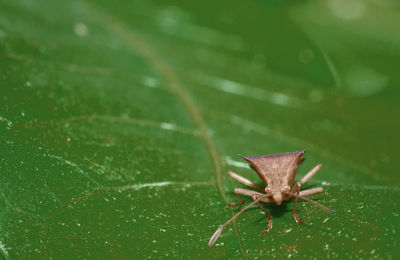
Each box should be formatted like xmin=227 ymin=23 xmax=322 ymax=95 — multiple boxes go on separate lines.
xmin=83 ymin=2 xmax=248 ymax=256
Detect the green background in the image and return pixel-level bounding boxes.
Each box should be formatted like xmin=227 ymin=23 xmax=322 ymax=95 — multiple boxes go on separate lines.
xmin=0 ymin=0 xmax=399 ymax=259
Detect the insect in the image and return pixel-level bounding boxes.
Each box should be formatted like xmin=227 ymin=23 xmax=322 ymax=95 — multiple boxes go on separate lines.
xmin=208 ymin=150 xmax=335 ymax=247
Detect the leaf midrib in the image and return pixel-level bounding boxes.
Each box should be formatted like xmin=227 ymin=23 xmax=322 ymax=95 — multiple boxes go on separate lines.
xmin=81 ymin=1 xmax=248 ymax=257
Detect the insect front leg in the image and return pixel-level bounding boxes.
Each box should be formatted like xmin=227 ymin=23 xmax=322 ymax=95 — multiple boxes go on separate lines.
xmin=292 ymin=197 xmax=304 ymax=224
xmin=251 ymin=194 xmax=273 ymax=234
xmin=290 ymin=164 xmax=322 ymax=224
xmin=292 ymin=186 xmax=325 ymax=223
xmin=228 ymin=188 xmax=272 ymax=206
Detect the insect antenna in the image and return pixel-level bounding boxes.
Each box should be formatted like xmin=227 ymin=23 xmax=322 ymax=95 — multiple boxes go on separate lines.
xmin=208 ymin=195 xmax=270 ymax=247
xmin=283 ymin=191 xmax=335 ymax=214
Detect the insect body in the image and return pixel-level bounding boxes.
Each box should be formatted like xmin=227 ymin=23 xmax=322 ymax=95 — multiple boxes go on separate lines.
xmin=208 ymin=150 xmax=335 ymax=247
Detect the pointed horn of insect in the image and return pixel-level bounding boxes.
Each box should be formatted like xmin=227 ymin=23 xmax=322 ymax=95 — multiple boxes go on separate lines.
xmin=283 ymin=191 xmax=335 ymax=213
xmin=208 ymin=197 xmax=263 ymax=247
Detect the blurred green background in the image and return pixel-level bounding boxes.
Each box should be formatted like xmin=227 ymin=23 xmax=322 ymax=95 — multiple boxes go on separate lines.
xmin=0 ymin=0 xmax=399 ymax=259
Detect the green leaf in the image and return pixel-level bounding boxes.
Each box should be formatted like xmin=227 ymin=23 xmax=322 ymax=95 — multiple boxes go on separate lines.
xmin=0 ymin=0 xmax=399 ymax=259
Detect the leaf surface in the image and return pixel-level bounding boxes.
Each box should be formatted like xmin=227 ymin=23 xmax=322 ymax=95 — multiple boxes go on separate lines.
xmin=0 ymin=0 xmax=399 ymax=259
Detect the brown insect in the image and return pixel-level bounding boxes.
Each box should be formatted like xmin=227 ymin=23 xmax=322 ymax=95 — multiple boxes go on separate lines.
xmin=208 ymin=150 xmax=335 ymax=247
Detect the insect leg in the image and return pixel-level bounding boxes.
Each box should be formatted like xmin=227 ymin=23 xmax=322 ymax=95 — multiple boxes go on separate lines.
xmin=208 ymin=197 xmax=262 ymax=247
xmin=290 ymin=164 xmax=322 ymax=224
xmin=299 ymin=187 xmax=323 ymax=197
xmin=292 ymin=197 xmax=305 ymax=224
xmin=290 ymin=163 xmax=322 ymax=194
xmin=251 ymin=194 xmax=273 ymax=233
xmin=228 ymin=188 xmax=272 ymax=206
xmin=293 ymin=187 xmax=324 ymax=222
xmin=228 ymin=171 xmax=264 ymax=192
xmin=227 ymin=189 xmax=245 ymax=207
xmin=284 ymin=191 xmax=335 ymax=213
